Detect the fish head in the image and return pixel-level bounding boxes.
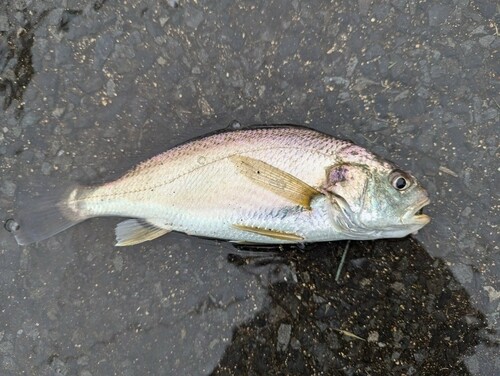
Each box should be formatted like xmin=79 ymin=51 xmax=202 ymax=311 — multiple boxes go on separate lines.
xmin=324 ymin=152 xmax=430 ymax=239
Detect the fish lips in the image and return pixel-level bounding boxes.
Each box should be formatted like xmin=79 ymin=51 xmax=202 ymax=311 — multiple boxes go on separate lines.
xmin=403 ymin=197 xmax=431 ymax=226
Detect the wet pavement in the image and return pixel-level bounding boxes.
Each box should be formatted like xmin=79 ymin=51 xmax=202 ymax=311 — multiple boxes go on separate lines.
xmin=0 ymin=0 xmax=498 ymax=375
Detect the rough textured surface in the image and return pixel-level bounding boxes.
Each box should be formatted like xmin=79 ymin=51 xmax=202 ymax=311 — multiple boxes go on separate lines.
xmin=0 ymin=0 xmax=498 ymax=375
xmin=214 ymin=239 xmax=487 ymax=375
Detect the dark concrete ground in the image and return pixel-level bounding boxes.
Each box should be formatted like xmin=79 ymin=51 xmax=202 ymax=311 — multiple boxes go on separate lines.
xmin=0 ymin=0 xmax=498 ymax=375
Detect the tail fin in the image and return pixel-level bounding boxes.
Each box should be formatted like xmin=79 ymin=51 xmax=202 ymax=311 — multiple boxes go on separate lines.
xmin=13 ymin=184 xmax=89 ymax=246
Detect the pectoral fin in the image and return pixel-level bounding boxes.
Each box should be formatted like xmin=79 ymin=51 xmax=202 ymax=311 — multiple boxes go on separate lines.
xmin=230 ymin=155 xmax=320 ymax=210
xmin=115 ymin=219 xmax=171 ymax=246
xmin=233 ymin=224 xmax=304 ymax=241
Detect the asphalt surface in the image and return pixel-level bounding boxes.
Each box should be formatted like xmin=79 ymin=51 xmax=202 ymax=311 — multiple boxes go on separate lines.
xmin=0 ymin=0 xmax=498 ymax=375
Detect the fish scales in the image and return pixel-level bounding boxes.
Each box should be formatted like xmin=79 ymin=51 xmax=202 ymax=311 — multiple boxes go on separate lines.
xmin=77 ymin=128 xmax=344 ymax=216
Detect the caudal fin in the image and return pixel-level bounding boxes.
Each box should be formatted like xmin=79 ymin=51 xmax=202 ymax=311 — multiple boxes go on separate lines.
xmin=13 ymin=184 xmax=88 ymax=245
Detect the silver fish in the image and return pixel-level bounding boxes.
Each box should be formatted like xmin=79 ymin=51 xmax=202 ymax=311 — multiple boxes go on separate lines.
xmin=13 ymin=125 xmax=430 ymax=246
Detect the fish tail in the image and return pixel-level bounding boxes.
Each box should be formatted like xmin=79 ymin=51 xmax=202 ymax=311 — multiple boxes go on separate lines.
xmin=13 ymin=184 xmax=91 ymax=245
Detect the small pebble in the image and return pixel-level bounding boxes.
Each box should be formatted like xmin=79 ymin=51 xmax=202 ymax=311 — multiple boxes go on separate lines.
xmin=277 ymin=324 xmax=291 ymax=351
xmin=4 ymin=219 xmax=20 ymax=233
xmin=185 ymin=7 xmax=204 ymax=29
xmin=0 ymin=15 xmax=8 ymax=32
xmin=0 ymin=181 xmax=16 ymax=197
xmin=41 ymin=162 xmax=52 ymax=175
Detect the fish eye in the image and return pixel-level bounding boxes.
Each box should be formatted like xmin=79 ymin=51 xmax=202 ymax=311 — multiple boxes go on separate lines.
xmin=390 ymin=170 xmax=411 ymax=191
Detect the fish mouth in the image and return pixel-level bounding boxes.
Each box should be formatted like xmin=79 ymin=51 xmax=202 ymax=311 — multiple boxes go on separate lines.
xmin=404 ymin=197 xmax=431 ymax=225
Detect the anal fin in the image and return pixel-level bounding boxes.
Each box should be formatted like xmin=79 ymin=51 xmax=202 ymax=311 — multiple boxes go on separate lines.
xmin=115 ymin=219 xmax=171 ymax=246
xmin=233 ymin=224 xmax=303 ymax=241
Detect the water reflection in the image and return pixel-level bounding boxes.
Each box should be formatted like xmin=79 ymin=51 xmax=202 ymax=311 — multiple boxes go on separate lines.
xmin=213 ymin=238 xmax=488 ymax=375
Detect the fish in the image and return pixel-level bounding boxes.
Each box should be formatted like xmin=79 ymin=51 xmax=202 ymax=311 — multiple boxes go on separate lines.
xmin=12 ymin=125 xmax=430 ymax=246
